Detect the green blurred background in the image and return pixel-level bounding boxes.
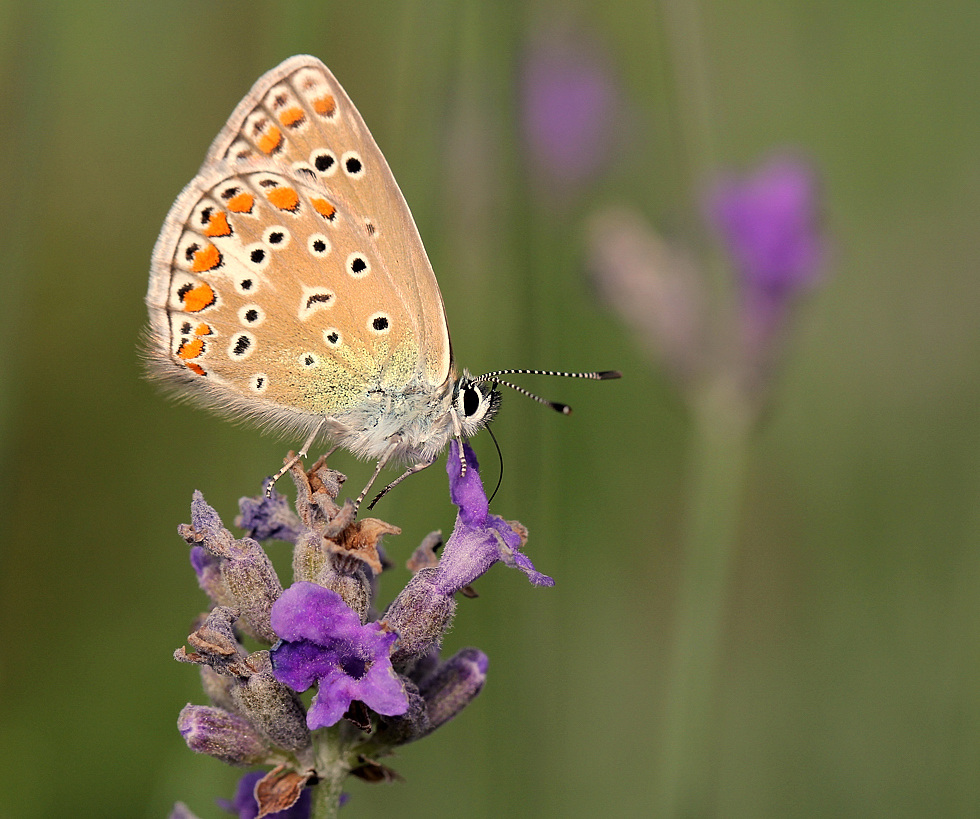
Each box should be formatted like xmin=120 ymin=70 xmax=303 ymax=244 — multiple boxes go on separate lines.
xmin=2 ymin=1 xmax=979 ymax=816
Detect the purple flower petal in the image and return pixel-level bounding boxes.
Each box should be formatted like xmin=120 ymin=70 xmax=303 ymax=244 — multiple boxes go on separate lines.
xmin=270 ymin=582 xmax=408 ymax=729
xmin=440 ymin=441 xmax=554 ymax=591
xmin=384 ymin=444 xmax=551 ymax=665
xmin=448 ymin=440 xmax=489 ymax=527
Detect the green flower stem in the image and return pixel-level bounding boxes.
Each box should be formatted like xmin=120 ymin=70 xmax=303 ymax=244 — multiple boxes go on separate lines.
xmin=309 ymin=729 xmax=350 ymax=819
xmin=656 ymin=375 xmax=752 ymax=817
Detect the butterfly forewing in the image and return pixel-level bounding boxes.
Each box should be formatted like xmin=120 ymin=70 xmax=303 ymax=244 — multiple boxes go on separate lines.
xmin=204 ymin=55 xmax=451 ymax=388
xmin=147 ymin=56 xmax=454 ymax=440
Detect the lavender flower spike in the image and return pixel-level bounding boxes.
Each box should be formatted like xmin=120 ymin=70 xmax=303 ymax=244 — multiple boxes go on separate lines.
xmin=174 ymin=451 xmax=550 ymax=811
xmin=270 ymin=581 xmax=409 ymax=729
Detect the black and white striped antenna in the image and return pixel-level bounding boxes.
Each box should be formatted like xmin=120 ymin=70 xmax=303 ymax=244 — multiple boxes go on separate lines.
xmin=472 ymin=368 xmax=621 ymax=414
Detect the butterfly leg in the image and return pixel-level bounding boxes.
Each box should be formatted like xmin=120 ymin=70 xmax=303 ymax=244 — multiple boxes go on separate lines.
xmin=265 ymin=419 xmax=326 ymax=497
xmin=353 ymin=449 xmax=398 ymax=512
xmin=366 ymin=457 xmax=438 ymax=510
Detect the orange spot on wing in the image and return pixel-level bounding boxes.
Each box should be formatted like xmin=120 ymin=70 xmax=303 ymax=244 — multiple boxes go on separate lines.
xmin=312 ymin=94 xmax=336 ymax=117
xmin=311 ymin=198 xmax=336 ymax=220
xmin=190 ymin=244 xmax=222 ymax=272
xmin=267 ymin=187 xmax=300 ymax=211
xmin=181 ymin=282 xmax=216 ymax=312
xmin=227 ymin=192 xmax=254 ymax=213
xmin=185 ymin=361 xmax=207 ymax=376
xmin=279 ymin=106 xmax=305 ymax=128
xmin=256 ymin=124 xmax=283 ymax=155
xmin=203 ymin=211 xmax=231 ymax=237
xmin=194 ymin=323 xmax=212 ymax=336
xmin=177 ymin=338 xmax=204 ymax=360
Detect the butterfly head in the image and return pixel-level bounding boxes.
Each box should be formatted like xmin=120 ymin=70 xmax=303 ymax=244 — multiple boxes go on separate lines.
xmin=453 ymin=373 xmax=502 ymax=438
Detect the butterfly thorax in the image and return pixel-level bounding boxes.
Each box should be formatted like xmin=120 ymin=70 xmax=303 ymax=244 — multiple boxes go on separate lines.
xmin=321 ymin=372 xmax=458 ymax=464
xmin=321 ymin=367 xmax=500 ymax=465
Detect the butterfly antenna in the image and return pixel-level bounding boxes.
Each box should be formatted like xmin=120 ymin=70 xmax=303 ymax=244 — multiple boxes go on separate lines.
xmin=473 ymin=369 xmax=621 ymax=415
xmin=485 ymin=378 xmax=571 ymax=414
xmin=487 ymin=425 xmax=504 ymax=504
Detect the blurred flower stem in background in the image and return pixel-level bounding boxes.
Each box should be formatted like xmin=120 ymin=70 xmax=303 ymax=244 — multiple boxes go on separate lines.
xmin=589 ymin=4 xmax=826 ymax=814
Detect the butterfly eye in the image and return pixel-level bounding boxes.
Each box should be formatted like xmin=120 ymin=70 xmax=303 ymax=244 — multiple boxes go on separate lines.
xmin=463 ymin=385 xmax=482 ymax=417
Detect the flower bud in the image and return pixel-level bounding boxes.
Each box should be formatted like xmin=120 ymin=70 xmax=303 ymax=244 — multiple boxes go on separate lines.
xmin=291 ymin=529 xmax=327 ymax=583
xmin=213 ymin=537 xmax=281 ymax=646
xmin=293 ymin=532 xmax=375 ymax=620
xmin=419 ymin=647 xmax=489 ymax=735
xmin=182 ymin=493 xmax=283 ymax=645
xmin=384 ymin=568 xmax=457 ymax=668
xmin=318 ymin=552 xmax=372 ymax=621
xmin=375 ymin=683 xmax=430 ymax=745
xmin=235 ymin=486 xmax=303 ymax=543
xmin=177 ymin=704 xmax=276 ymax=766
xmin=231 ymin=651 xmax=311 ymax=753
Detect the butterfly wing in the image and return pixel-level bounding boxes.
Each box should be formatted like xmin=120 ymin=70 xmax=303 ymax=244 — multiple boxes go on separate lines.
xmin=206 ymin=55 xmax=451 ymax=389
xmin=146 ymin=56 xmax=453 ymax=442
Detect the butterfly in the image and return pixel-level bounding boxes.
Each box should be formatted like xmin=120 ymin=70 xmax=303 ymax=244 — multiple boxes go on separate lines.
xmin=146 ymin=55 xmax=619 ymax=512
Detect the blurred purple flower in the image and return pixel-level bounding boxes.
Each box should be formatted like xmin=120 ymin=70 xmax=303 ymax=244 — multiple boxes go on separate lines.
xmin=705 ymin=155 xmax=824 ymax=336
xmin=270 ymin=582 xmax=409 ymax=729
xmin=522 ymin=30 xmax=618 ymax=191
xmin=219 ymin=771 xmax=312 ymax=819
